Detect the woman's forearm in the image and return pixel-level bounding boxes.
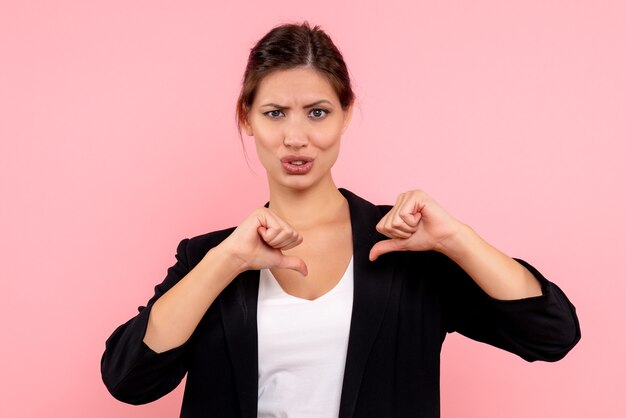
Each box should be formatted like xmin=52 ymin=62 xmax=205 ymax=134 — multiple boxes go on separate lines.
xmin=143 ymin=244 xmax=244 ymax=353
xmin=438 ymin=223 xmax=543 ymax=300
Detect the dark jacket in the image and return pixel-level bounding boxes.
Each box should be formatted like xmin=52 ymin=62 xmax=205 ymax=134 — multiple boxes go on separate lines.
xmin=101 ymin=187 xmax=581 ymax=417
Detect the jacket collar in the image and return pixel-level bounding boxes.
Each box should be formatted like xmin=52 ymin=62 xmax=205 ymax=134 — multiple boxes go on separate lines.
xmin=219 ymin=187 xmax=394 ymax=418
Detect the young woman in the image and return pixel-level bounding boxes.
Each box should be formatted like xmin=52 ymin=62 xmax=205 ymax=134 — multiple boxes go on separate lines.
xmin=101 ymin=21 xmax=580 ymax=418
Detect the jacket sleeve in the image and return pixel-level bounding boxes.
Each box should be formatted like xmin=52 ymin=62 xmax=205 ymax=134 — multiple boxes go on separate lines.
xmin=436 ymin=252 xmax=581 ymax=362
xmin=100 ymin=237 xmax=192 ymax=404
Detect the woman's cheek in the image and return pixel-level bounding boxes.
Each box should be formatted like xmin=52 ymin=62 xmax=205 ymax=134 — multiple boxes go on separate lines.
xmin=310 ymin=128 xmax=342 ymax=150
xmin=253 ymin=128 xmax=282 ymax=149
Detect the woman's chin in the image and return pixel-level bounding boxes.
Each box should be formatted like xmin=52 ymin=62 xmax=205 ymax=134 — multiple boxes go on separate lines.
xmin=268 ymin=174 xmax=319 ymax=192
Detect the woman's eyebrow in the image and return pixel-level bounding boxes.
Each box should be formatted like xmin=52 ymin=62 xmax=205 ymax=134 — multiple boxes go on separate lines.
xmin=259 ymin=99 xmax=333 ymax=109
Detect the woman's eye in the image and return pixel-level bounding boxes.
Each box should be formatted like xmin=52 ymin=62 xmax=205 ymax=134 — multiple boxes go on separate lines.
xmin=265 ymin=110 xmax=284 ymax=119
xmin=309 ymin=108 xmax=329 ymax=119
xmin=264 ymin=108 xmax=329 ymax=119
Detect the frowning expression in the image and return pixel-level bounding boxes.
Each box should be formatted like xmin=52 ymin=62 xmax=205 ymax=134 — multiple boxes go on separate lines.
xmin=242 ymin=66 xmax=353 ymax=191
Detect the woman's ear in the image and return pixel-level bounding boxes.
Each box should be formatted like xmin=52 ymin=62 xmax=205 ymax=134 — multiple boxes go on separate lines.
xmin=341 ymin=103 xmax=354 ymax=135
xmin=241 ymin=118 xmax=253 ymax=136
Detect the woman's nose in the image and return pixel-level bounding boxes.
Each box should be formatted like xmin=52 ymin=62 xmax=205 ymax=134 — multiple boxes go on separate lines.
xmin=283 ymin=118 xmax=309 ymax=148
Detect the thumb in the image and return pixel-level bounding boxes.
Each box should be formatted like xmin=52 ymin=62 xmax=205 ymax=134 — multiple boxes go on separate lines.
xmin=369 ymin=238 xmax=405 ymax=262
xmin=276 ymin=255 xmax=309 ymax=277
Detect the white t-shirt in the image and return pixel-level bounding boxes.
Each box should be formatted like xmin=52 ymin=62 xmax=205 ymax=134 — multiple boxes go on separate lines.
xmin=257 ymin=255 xmax=354 ymax=418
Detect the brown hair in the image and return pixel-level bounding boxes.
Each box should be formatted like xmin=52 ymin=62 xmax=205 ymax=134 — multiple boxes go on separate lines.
xmin=235 ymin=21 xmax=355 ymax=142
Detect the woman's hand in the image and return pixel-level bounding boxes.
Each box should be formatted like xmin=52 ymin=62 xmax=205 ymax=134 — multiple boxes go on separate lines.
xmin=369 ymin=189 xmax=543 ymax=299
xmin=369 ymin=189 xmax=464 ymax=261
xmin=218 ymin=207 xmax=308 ymax=276
xmin=142 ymin=207 xmax=307 ymax=354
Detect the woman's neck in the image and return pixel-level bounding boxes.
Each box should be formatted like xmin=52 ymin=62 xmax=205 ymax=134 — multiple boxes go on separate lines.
xmin=267 ymin=178 xmax=348 ymax=230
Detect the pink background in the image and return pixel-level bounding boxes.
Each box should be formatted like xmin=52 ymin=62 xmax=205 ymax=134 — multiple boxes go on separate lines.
xmin=1 ymin=0 xmax=624 ymax=416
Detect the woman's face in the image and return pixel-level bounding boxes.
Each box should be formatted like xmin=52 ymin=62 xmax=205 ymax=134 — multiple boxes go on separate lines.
xmin=242 ymin=66 xmax=353 ymax=192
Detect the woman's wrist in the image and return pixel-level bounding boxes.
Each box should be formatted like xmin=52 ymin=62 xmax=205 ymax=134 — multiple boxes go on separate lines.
xmin=197 ymin=243 xmax=248 ymax=286
xmin=433 ymin=222 xmax=475 ymax=260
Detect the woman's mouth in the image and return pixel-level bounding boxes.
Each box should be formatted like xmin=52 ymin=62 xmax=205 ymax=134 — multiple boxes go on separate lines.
xmin=281 ymin=157 xmax=314 ymax=174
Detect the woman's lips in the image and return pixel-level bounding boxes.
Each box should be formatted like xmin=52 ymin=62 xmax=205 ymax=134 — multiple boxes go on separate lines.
xmin=281 ymin=160 xmax=313 ymax=174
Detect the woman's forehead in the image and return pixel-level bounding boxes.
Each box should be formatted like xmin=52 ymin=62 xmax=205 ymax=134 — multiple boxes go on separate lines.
xmin=255 ymin=67 xmax=339 ymax=105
